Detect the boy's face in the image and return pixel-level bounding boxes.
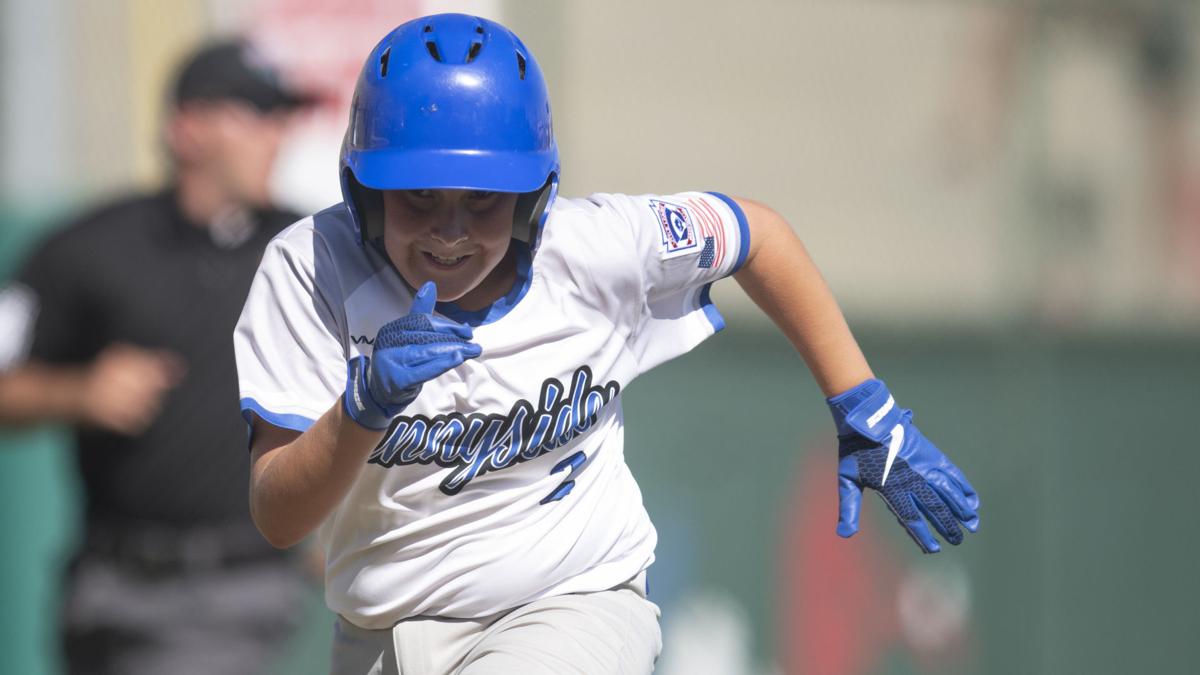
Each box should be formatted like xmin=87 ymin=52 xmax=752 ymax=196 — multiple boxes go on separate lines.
xmin=381 ymin=189 xmax=520 ymax=310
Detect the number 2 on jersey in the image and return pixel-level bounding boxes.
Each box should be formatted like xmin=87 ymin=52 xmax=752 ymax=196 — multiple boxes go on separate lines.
xmin=540 ymin=450 xmax=586 ymax=504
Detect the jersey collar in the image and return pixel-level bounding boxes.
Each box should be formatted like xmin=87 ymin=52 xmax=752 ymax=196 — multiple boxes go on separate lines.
xmin=434 ymin=242 xmax=532 ymax=327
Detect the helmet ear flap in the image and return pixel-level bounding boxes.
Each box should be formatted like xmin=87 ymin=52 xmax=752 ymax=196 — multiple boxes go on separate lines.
xmin=512 ymin=175 xmax=557 ymax=249
xmin=344 ymin=170 xmax=386 ymax=243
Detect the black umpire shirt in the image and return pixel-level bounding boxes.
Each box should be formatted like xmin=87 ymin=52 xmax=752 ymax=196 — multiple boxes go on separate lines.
xmin=9 ymin=189 xmax=298 ymax=528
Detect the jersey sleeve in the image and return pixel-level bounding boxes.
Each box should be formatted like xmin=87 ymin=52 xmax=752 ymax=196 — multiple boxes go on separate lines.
xmin=0 ymin=230 xmax=96 ymax=371
xmin=595 ymin=191 xmax=750 ymax=375
xmin=234 ymin=227 xmax=348 ymax=434
xmin=0 ymin=280 xmax=39 ymax=371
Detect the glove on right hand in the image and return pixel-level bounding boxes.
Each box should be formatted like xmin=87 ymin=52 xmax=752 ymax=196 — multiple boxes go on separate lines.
xmin=343 ymin=281 xmax=481 ymax=430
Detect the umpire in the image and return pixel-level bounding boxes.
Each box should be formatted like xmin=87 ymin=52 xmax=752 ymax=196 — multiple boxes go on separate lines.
xmin=0 ymin=39 xmax=312 ymax=675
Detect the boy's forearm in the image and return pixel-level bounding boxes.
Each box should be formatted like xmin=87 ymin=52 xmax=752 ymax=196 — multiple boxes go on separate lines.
xmin=250 ymin=397 xmax=384 ymax=548
xmin=731 ymin=198 xmax=873 ymax=397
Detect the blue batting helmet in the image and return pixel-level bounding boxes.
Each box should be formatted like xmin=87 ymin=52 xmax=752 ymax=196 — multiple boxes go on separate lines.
xmin=340 ymin=13 xmax=559 ymax=248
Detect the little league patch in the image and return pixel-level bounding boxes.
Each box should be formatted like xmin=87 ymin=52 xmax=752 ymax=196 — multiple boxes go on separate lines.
xmin=649 ymin=199 xmax=699 ymax=258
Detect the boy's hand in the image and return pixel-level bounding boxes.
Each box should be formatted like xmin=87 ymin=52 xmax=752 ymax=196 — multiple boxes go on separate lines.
xmin=343 ymin=281 xmax=481 ymax=430
xmin=827 ymin=379 xmax=980 ymax=553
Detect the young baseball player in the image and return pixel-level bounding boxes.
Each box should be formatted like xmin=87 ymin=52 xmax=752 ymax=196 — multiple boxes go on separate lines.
xmin=235 ymin=13 xmax=980 ymax=674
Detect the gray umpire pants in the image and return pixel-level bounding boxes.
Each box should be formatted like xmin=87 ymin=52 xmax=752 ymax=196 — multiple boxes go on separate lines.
xmin=62 ymin=553 xmax=306 ymax=675
xmin=331 ymin=572 xmax=661 ymax=675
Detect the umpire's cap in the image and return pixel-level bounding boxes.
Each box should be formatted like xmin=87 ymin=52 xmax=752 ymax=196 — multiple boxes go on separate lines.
xmin=172 ymin=39 xmax=311 ymax=112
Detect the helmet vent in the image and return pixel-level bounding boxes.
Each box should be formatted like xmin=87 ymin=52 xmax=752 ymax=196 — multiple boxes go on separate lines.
xmin=463 ymin=22 xmax=485 ymax=64
xmin=425 ymin=40 xmax=442 ymax=62
xmin=379 ymin=47 xmax=391 ymax=77
xmin=516 ymin=52 xmax=526 ymax=80
xmin=422 ymin=24 xmax=444 ymax=62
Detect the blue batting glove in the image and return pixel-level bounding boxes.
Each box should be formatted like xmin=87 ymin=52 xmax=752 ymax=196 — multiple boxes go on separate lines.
xmin=827 ymin=379 xmax=980 ymax=554
xmin=343 ymin=281 xmax=481 ymax=431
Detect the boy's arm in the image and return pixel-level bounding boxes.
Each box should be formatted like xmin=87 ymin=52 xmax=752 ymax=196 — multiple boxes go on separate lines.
xmin=249 ymin=402 xmax=383 ymax=549
xmin=729 ymin=197 xmax=979 ymax=553
xmin=247 ymin=280 xmax=480 ymax=549
xmin=730 ymin=197 xmax=872 ymax=396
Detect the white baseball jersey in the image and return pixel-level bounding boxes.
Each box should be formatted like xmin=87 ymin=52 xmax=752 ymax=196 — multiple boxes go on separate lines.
xmin=234 ymin=191 xmax=749 ymax=628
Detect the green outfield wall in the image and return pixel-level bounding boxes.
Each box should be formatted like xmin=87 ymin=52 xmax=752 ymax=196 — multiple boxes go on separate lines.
xmin=2 ymin=321 xmax=1196 ymax=674
xmin=3 ymin=192 xmax=1197 ymax=675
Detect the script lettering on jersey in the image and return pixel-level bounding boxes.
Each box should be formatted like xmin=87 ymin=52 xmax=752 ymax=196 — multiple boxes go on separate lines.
xmin=367 ymin=366 xmax=620 ymax=495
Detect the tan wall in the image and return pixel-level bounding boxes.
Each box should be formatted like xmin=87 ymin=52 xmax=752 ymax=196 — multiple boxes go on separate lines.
xmin=5 ymin=0 xmax=1199 ymax=326
xmin=515 ymin=1 xmax=1200 ymax=327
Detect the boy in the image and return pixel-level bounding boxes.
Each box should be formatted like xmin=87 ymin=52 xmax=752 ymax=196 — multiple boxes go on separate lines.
xmin=235 ymin=13 xmax=979 ymax=675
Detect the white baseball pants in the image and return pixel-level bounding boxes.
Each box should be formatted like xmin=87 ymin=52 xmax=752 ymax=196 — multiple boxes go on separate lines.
xmin=330 ymin=573 xmax=661 ymax=675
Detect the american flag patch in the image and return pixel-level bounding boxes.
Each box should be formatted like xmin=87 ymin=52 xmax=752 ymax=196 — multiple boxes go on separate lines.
xmin=649 ymin=199 xmax=698 ymax=259
xmin=698 ymin=236 xmax=715 ymax=268
xmin=685 ymin=196 xmax=728 ymax=271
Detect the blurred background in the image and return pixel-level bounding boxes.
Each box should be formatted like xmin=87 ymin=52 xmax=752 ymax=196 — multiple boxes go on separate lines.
xmin=2 ymin=0 xmax=1198 ymax=673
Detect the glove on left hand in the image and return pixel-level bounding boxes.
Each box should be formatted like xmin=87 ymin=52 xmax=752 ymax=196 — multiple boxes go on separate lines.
xmin=827 ymin=379 xmax=980 ymax=553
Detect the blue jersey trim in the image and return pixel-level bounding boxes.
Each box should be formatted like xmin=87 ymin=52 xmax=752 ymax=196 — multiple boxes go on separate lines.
xmin=240 ymin=397 xmax=316 ymax=433
xmin=699 ymin=283 xmax=725 ymax=333
xmin=705 ymin=192 xmax=751 ymax=274
xmin=435 ymin=242 xmax=533 ymax=326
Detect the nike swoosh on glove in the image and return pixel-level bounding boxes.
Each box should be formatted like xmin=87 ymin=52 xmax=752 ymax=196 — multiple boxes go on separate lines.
xmin=827 ymin=379 xmax=980 ymax=553
xmin=344 ymin=281 xmax=482 ymax=431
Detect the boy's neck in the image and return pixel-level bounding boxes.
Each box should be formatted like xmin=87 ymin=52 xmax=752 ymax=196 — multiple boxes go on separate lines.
xmin=452 ymin=245 xmax=521 ymax=312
